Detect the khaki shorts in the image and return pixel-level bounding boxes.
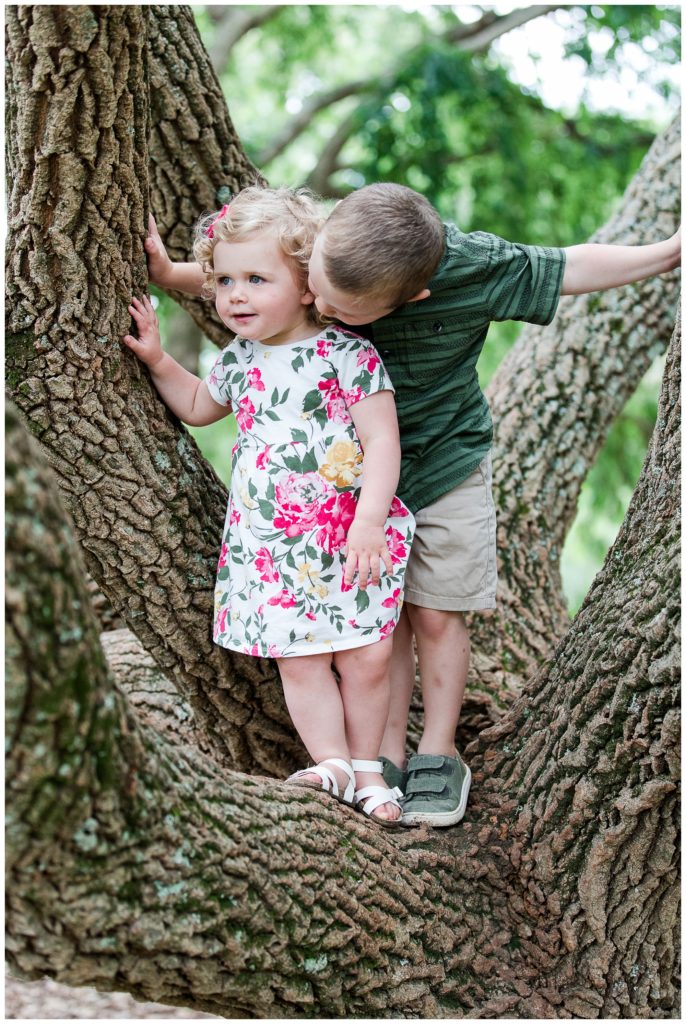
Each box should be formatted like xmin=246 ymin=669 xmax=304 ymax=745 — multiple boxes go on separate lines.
xmin=403 ymin=454 xmax=497 ymax=612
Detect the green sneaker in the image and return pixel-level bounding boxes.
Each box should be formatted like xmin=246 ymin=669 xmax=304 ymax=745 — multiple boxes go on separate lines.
xmin=401 ymin=752 xmax=471 ymax=827
xmin=379 ymin=756 xmax=408 ymax=795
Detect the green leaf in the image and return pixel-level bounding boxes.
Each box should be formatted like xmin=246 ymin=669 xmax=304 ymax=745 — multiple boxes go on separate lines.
xmin=301 ymin=450 xmax=319 ymax=473
xmin=302 ymin=389 xmax=323 ymax=413
xmin=257 ymin=499 xmax=275 ymax=519
xmin=355 ymin=589 xmax=370 ymax=613
xmin=282 ymin=454 xmax=303 ymax=472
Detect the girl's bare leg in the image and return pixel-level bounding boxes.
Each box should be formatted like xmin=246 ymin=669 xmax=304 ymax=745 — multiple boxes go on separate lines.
xmin=334 ymin=635 xmax=400 ymax=821
xmin=277 ymin=652 xmax=351 ymax=793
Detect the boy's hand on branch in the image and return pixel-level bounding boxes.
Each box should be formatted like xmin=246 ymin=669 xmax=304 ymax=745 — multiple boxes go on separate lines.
xmin=123 ymin=296 xmax=164 ymax=368
xmin=145 ymin=214 xmax=174 ymax=288
xmin=344 ymin=520 xmax=393 ymax=590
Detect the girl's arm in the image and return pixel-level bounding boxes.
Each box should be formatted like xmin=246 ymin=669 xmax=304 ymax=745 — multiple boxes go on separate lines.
xmin=123 ymin=296 xmax=229 ymax=426
xmin=562 ymin=227 xmax=681 ymax=295
xmin=346 ymin=390 xmax=401 ymax=590
xmin=145 ymin=215 xmax=207 ymax=296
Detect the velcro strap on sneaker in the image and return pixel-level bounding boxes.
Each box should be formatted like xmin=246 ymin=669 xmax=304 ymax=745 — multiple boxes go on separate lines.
xmin=405 ymin=775 xmax=446 ymax=796
xmin=407 ymin=754 xmax=445 ymax=770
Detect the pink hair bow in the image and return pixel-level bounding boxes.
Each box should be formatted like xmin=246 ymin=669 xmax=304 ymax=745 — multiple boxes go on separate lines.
xmin=206 ymin=203 xmax=231 ymax=239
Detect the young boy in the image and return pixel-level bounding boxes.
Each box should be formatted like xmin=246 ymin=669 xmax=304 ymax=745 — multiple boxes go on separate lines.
xmin=144 ymin=183 xmax=680 ymax=827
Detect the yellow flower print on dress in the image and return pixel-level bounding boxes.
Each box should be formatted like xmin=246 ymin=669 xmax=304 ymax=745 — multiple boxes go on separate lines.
xmin=319 ymin=439 xmax=363 ymax=488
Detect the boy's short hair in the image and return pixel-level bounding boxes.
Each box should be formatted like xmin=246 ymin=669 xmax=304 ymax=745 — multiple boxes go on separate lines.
xmin=193 ymin=185 xmax=325 ymax=322
xmin=319 ymin=183 xmax=445 ymax=308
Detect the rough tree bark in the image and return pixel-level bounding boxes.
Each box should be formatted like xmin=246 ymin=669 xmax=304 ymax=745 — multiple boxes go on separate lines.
xmin=5 ymin=6 xmax=680 ymax=1016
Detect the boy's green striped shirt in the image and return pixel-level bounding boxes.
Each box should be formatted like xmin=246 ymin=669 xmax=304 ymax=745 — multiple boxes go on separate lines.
xmin=364 ymin=223 xmax=566 ymax=514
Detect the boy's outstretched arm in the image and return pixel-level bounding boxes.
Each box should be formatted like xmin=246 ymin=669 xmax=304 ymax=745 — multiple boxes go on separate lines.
xmin=146 ymin=214 xmax=207 ymax=296
xmin=561 ymin=226 xmax=681 ymax=295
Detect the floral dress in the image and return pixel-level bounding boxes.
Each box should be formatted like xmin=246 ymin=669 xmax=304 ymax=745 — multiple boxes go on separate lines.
xmin=205 ymin=326 xmax=415 ymax=658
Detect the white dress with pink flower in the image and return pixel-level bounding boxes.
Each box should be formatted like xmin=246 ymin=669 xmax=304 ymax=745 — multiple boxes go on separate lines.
xmin=205 ymin=326 xmax=415 ymax=658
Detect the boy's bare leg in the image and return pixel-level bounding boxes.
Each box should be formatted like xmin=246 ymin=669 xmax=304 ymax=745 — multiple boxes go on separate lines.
xmin=406 ymin=605 xmax=470 ymax=755
xmin=379 ymin=605 xmax=416 ymax=768
xmin=335 ymin=635 xmax=400 ymax=821
xmin=277 ymin=653 xmax=351 ymax=792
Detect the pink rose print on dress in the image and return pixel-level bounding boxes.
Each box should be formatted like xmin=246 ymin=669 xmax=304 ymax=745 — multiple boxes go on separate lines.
xmin=267 ymin=589 xmax=298 ymax=608
xmin=229 ymin=505 xmax=241 ymax=525
xmin=318 ymin=377 xmax=351 ymax=425
xmin=305 ymin=611 xmax=317 ymax=621
xmin=343 ymin=385 xmax=365 ymax=407
xmin=273 ymin=472 xmax=335 ymax=537
xmin=316 ymin=338 xmax=332 ymax=358
xmin=385 ymin=526 xmax=409 ymax=564
xmin=236 ymin=396 xmax=256 ymax=432
xmin=356 ymin=347 xmax=380 ymax=374
xmin=218 ymin=543 xmax=229 ymax=569
xmin=379 ymin=620 xmax=396 ymax=639
xmin=246 ymin=368 xmax=266 ymax=391
xmin=382 ymin=588 xmax=402 ymax=608
xmin=215 ymin=608 xmax=229 ymax=636
xmin=315 ymin=491 xmax=357 ymax=555
xmin=255 ymin=547 xmax=279 ymax=583
xmin=389 ymin=495 xmax=409 ymax=518
xmin=231 ymin=442 xmax=239 ymax=458
xmin=256 ymin=445 xmax=271 ymax=469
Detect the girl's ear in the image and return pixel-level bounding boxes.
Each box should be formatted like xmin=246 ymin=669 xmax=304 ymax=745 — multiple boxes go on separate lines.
xmin=300 ymin=287 xmax=315 ymax=306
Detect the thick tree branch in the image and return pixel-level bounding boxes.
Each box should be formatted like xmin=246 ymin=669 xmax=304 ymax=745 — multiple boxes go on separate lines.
xmin=466 ymin=113 xmax=681 ymax=706
xmin=146 ymin=5 xmax=265 ymax=345
xmin=472 ymin=310 xmax=680 ymax=1015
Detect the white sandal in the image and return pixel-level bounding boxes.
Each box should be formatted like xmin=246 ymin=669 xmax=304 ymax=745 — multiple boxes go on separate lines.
xmin=287 ymin=758 xmax=355 ymax=806
xmin=351 ymin=759 xmax=403 ymax=829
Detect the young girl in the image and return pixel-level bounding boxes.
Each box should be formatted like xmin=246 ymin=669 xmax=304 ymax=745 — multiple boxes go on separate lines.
xmin=123 ymin=186 xmax=415 ymax=826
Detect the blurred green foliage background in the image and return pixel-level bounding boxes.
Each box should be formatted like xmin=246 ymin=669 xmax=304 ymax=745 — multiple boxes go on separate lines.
xmin=155 ymin=4 xmax=680 ymax=615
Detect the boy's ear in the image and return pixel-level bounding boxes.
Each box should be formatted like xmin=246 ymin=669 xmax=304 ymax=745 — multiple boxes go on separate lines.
xmin=407 ymin=288 xmax=431 ymax=304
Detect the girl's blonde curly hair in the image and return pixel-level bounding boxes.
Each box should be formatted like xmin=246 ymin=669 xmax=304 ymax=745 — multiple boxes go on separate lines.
xmin=193 ymin=186 xmax=326 ymax=324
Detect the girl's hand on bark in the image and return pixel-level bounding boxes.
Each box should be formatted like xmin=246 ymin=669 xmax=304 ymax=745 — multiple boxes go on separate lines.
xmin=123 ymin=296 xmax=164 ymax=368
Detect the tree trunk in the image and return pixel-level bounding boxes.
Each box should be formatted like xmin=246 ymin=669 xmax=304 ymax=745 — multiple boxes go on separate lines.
xmin=5 ymin=311 xmax=679 ymax=1017
xmin=4 ymin=9 xmax=680 ymax=1015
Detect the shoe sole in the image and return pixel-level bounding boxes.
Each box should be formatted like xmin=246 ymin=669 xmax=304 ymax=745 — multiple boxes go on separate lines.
xmin=401 ymin=764 xmax=472 ymax=827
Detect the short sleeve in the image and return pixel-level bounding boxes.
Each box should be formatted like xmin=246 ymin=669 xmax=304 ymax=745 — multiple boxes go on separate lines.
xmin=204 ymin=346 xmax=235 ymax=408
xmin=464 ymin=231 xmax=566 ymax=325
xmin=332 ymin=334 xmax=394 ymax=409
